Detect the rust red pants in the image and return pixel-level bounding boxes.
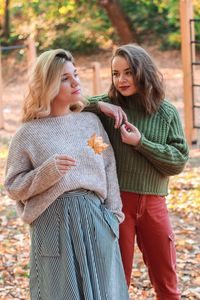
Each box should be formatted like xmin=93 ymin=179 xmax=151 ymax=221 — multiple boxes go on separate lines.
xmin=119 ymin=192 xmax=180 ymax=300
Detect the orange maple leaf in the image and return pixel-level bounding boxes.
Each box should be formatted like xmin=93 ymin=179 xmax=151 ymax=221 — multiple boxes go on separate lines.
xmin=87 ymin=133 xmax=109 ymax=154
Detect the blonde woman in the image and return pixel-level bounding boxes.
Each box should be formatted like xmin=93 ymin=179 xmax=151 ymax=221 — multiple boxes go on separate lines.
xmin=4 ymin=49 xmax=129 ymax=300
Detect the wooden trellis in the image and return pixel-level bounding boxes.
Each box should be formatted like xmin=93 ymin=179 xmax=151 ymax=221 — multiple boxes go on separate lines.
xmin=0 ymin=51 xmax=2 ymax=129
xmin=180 ymin=0 xmax=197 ymax=145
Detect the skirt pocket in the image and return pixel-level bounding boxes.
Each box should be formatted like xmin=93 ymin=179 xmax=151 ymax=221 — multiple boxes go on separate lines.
xmin=31 ymin=202 xmax=60 ymax=257
xmin=85 ymin=192 xmax=119 ymax=239
xmin=101 ymin=205 xmax=119 ymax=239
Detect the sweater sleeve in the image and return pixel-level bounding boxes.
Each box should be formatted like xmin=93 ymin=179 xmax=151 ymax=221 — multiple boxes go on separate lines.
xmin=4 ymin=134 xmax=63 ymax=202
xmin=84 ymin=94 xmax=110 ymax=114
xmin=136 ymin=108 xmax=189 ymax=176
xmin=97 ymin=119 xmax=124 ymax=223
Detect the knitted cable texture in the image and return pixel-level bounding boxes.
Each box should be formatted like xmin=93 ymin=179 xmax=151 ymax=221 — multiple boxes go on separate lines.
xmin=87 ymin=94 xmax=189 ymax=195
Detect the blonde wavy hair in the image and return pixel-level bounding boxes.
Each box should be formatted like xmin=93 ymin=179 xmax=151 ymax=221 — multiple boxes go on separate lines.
xmin=22 ymin=49 xmax=86 ymax=122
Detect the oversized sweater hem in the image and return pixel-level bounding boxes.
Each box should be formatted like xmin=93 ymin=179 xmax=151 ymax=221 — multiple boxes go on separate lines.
xmin=120 ymin=187 xmax=168 ymax=196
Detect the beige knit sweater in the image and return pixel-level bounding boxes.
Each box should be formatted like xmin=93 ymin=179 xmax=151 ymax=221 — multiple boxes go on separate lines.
xmin=4 ymin=112 xmax=123 ymax=224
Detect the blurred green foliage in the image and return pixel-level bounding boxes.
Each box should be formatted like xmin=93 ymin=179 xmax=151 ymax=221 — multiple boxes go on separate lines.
xmin=121 ymin=0 xmax=181 ymax=49
xmin=0 ymin=0 xmax=200 ymax=52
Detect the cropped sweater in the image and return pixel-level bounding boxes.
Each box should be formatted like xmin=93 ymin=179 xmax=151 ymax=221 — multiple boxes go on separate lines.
xmin=4 ymin=112 xmax=123 ymax=224
xmin=87 ymin=94 xmax=189 ymax=195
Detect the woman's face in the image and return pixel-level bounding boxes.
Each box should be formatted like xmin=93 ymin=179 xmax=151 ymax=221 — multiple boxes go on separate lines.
xmin=53 ymin=61 xmax=82 ymax=107
xmin=111 ymin=55 xmax=138 ymax=96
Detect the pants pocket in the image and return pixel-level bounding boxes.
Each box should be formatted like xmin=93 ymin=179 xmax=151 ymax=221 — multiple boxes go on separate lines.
xmin=169 ymin=233 xmax=176 ymax=269
xmin=31 ymin=202 xmax=60 ymax=257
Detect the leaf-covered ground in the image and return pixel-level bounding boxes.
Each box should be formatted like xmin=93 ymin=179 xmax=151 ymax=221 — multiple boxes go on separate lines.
xmin=129 ymin=153 xmax=200 ymax=300
xmin=1 ymin=47 xmax=200 ymax=299
xmin=0 ymin=137 xmax=200 ymax=300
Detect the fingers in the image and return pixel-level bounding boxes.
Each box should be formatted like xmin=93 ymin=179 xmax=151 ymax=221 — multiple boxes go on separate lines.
xmin=124 ymin=121 xmax=135 ymax=129
xmin=114 ymin=108 xmax=127 ymax=128
xmin=98 ymin=102 xmax=127 ymax=129
xmin=56 ymin=154 xmax=76 ymax=164
xmin=120 ymin=123 xmax=141 ymax=146
xmin=120 ymin=123 xmax=132 ymax=134
xmin=122 ymin=111 xmax=128 ymax=122
xmin=55 ymin=155 xmax=76 ymax=175
xmin=56 ymin=155 xmax=76 ymax=162
xmin=114 ymin=109 xmax=122 ymax=128
xmin=120 ymin=124 xmax=130 ymax=135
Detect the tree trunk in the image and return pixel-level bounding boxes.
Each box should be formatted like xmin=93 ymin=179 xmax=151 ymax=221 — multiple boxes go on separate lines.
xmin=98 ymin=0 xmax=133 ymax=44
xmin=3 ymin=0 xmax=10 ymax=40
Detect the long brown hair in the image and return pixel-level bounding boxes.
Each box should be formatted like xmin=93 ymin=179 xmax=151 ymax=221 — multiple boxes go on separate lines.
xmin=108 ymin=44 xmax=165 ymax=114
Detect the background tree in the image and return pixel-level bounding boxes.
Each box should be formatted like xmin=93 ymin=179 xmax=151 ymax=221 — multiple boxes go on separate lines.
xmin=0 ymin=0 xmax=199 ymax=53
xmin=97 ymin=0 xmax=133 ymax=44
xmin=1 ymin=0 xmax=10 ymax=41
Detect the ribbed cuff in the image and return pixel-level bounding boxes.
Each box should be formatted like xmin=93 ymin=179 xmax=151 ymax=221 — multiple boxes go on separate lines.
xmin=132 ymin=134 xmax=143 ymax=150
xmin=85 ymin=103 xmax=101 ymax=114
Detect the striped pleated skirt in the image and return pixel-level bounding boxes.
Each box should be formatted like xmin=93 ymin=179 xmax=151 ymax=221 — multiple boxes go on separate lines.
xmin=29 ymin=190 xmax=129 ymax=300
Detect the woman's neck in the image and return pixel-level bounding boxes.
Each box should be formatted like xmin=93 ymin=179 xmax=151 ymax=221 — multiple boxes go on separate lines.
xmin=50 ymin=105 xmax=71 ymax=117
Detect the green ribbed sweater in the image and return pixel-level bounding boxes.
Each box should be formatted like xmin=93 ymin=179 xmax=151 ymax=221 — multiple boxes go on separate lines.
xmin=87 ymin=94 xmax=189 ymax=196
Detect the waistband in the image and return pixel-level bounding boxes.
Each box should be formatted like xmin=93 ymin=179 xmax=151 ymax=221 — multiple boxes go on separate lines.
xmin=58 ymin=189 xmax=95 ymax=199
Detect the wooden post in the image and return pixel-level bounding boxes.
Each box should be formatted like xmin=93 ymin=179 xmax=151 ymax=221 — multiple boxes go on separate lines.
xmin=92 ymin=62 xmax=101 ymax=95
xmin=0 ymin=47 xmax=4 ymax=129
xmin=26 ymin=35 xmax=37 ymax=70
xmin=180 ymin=0 xmax=195 ymax=145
